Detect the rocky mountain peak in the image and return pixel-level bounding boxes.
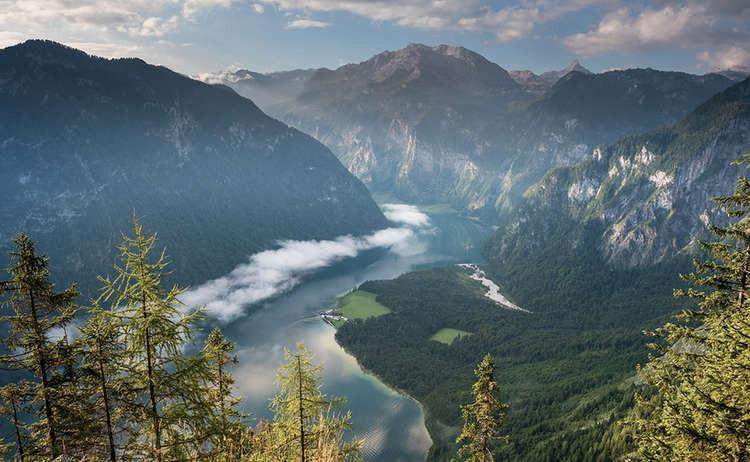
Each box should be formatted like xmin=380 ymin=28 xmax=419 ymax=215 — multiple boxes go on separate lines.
xmin=540 ymin=59 xmax=592 ymax=85
xmin=563 ymin=59 xmax=591 ymax=75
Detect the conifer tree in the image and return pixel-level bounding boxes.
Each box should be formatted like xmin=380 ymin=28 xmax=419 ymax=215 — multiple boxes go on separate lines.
xmin=456 ymin=354 xmax=508 ymax=462
xmin=0 ymin=234 xmax=78 ymax=458
xmin=0 ymin=383 xmax=28 ymax=459
xmin=199 ymin=328 xmax=251 ymax=459
xmin=77 ymin=306 xmax=129 ymax=462
xmin=98 ymin=218 xmax=209 ymax=461
xmin=251 ymin=343 xmax=359 ymax=461
xmin=629 ymin=158 xmax=750 ymax=461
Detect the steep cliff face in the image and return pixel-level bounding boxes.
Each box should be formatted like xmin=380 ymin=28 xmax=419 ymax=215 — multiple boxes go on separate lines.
xmin=486 ymin=77 xmax=750 ymax=270
xmin=0 ymin=40 xmax=388 ymax=289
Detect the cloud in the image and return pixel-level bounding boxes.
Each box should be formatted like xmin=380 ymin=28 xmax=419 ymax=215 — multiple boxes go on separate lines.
xmin=457 ymin=0 xmax=605 ymax=43
xmin=252 ymin=3 xmax=265 ymax=14
xmin=182 ymin=0 xmax=235 ymax=20
xmin=285 ymin=18 xmax=330 ymax=29
xmin=181 ymin=204 xmax=430 ymax=322
xmin=259 ymin=0 xmax=475 ymax=30
xmin=698 ymin=46 xmax=750 ymax=71
xmin=0 ymin=0 xmax=236 ymax=53
xmin=564 ymin=3 xmax=750 ymax=56
xmin=135 ymin=15 xmax=180 ymax=37
xmin=381 ymin=203 xmax=430 ymax=227
xmin=459 ymin=7 xmax=540 ymax=43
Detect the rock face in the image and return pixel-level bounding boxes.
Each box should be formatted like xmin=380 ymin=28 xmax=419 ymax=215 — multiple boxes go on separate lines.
xmin=212 ymin=45 xmax=733 ymax=218
xmin=486 ymin=77 xmax=750 ymax=269
xmin=0 ymin=40 xmax=388 ymax=289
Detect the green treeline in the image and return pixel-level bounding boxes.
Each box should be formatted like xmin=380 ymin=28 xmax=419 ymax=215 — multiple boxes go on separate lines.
xmin=0 ymin=219 xmax=359 ymax=461
xmin=337 ymin=158 xmax=750 ymax=461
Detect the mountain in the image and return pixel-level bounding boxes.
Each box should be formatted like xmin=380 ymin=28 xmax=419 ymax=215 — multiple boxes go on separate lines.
xmin=211 ymin=46 xmax=734 ymax=217
xmin=510 ymin=60 xmax=592 ymax=95
xmin=713 ymin=68 xmax=750 ymax=82
xmin=199 ymin=67 xmax=317 ymax=111
xmin=487 ymin=76 xmax=750 ymax=273
xmin=507 ymin=69 xmax=549 ymax=95
xmin=489 ymin=68 xmax=736 ymax=210
xmin=210 ymin=43 xmax=532 ymax=210
xmin=539 ymin=59 xmax=591 ymax=85
xmin=0 ymin=40 xmax=388 ymax=290
xmin=332 ymin=76 xmax=750 ymax=462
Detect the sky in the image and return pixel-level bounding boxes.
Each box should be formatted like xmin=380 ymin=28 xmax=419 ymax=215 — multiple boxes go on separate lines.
xmin=1 ymin=0 xmax=749 ymax=76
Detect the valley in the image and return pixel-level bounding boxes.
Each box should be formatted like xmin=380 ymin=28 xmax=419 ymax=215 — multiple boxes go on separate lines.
xmin=1 ymin=33 xmax=749 ymax=462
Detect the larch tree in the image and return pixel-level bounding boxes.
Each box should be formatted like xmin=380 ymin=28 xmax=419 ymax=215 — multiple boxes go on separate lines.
xmin=77 ymin=306 xmax=130 ymax=462
xmin=0 ymin=383 xmax=29 ymax=459
xmin=0 ymin=234 xmax=78 ymax=459
xmin=456 ymin=354 xmax=508 ymax=462
xmin=97 ymin=217 xmax=209 ymax=461
xmin=199 ymin=328 xmax=252 ymax=460
xmin=629 ymin=158 xmax=750 ymax=461
xmin=251 ymin=343 xmax=360 ymax=461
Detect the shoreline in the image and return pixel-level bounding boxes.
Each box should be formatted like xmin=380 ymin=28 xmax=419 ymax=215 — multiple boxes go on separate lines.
xmin=331 ymin=327 xmax=435 ymax=459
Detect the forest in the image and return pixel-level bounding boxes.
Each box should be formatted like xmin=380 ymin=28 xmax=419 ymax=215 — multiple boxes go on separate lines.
xmin=337 ymin=159 xmax=750 ymax=461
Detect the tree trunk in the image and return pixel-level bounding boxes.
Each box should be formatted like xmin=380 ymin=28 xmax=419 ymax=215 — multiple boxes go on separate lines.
xmin=10 ymin=396 xmax=24 ymax=461
xmin=28 ymin=288 xmax=58 ymax=458
xmin=297 ymin=355 xmax=305 ymax=462
xmin=97 ymin=340 xmax=117 ymax=462
xmin=143 ymin=290 xmax=161 ymax=462
xmin=738 ymin=241 xmax=750 ymax=308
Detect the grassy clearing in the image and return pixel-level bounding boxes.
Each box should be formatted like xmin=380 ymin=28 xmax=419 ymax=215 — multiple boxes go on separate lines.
xmin=338 ymin=290 xmax=391 ymax=320
xmin=430 ymin=328 xmax=473 ymax=345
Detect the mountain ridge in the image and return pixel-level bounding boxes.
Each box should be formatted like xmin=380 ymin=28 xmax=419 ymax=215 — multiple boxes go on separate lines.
xmin=207 ymin=44 xmax=734 ymax=217
xmin=0 ymin=40 xmax=388 ymax=290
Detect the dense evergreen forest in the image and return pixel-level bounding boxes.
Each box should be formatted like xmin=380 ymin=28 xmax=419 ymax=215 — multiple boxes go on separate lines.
xmin=337 ymin=159 xmax=750 ymax=461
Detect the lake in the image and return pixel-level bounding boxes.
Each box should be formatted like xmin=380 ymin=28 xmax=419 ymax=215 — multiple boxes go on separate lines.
xmin=207 ymin=205 xmax=489 ymax=461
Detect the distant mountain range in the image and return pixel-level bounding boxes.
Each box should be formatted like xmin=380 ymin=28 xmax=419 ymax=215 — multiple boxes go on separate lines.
xmin=0 ymin=40 xmax=387 ymax=290
xmin=509 ymin=59 xmax=592 ymax=95
xmin=206 ymin=44 xmax=736 ymax=215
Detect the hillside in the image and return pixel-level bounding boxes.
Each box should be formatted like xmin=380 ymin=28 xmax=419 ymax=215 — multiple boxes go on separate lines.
xmin=0 ymin=40 xmax=388 ymax=290
xmin=487 ymin=76 xmax=750 ymax=272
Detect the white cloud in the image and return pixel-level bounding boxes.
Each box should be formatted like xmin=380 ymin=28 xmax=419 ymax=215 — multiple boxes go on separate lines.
xmin=252 ymin=3 xmax=265 ymax=14
xmin=260 ymin=0 xmax=475 ymax=30
xmin=564 ymin=3 xmax=750 ymax=57
xmin=135 ymin=15 xmax=180 ymax=37
xmin=458 ymin=0 xmax=605 ymax=43
xmin=182 ymin=0 xmax=235 ymax=20
xmin=181 ymin=204 xmax=431 ymax=322
xmin=285 ymin=18 xmax=330 ymax=29
xmin=382 ymin=203 xmax=430 ymax=227
xmin=698 ymin=46 xmax=750 ymax=71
